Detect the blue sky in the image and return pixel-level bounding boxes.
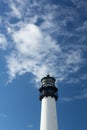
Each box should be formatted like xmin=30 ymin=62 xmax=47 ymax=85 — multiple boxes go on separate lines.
xmin=0 ymin=0 xmax=87 ymax=130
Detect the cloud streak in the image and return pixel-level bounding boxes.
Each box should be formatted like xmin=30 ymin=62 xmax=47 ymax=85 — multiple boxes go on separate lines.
xmin=0 ymin=34 xmax=7 ymax=50
xmin=27 ymin=124 xmax=33 ymax=128
xmin=61 ymin=88 xmax=87 ymax=102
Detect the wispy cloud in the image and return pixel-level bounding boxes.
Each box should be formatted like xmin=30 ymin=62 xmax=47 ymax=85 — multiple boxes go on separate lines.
xmin=6 ymin=32 xmax=83 ymax=83
xmin=0 ymin=113 xmax=7 ymax=119
xmin=64 ymin=74 xmax=87 ymax=84
xmin=27 ymin=124 xmax=33 ymax=129
xmin=0 ymin=0 xmax=86 ymax=84
xmin=0 ymin=34 xmax=7 ymax=50
xmin=61 ymin=88 xmax=87 ymax=102
xmin=71 ymin=0 xmax=87 ymax=12
xmin=10 ymin=2 xmax=21 ymax=18
xmin=6 ymin=23 xmax=61 ymax=82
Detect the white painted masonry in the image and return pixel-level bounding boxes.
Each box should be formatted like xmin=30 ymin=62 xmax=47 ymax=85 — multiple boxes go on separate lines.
xmin=40 ymin=96 xmax=58 ymax=130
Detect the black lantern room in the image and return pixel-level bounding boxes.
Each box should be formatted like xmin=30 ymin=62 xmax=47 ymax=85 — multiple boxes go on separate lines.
xmin=39 ymin=75 xmax=58 ymax=101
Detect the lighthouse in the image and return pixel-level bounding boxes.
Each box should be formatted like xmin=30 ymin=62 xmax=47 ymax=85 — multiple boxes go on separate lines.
xmin=39 ymin=75 xmax=58 ymax=130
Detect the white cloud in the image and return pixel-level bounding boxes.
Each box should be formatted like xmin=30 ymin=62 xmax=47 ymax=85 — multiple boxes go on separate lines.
xmin=0 ymin=34 xmax=7 ymax=50
xmin=13 ymin=24 xmax=43 ymax=55
xmin=11 ymin=3 xmax=21 ymax=18
xmin=6 ymin=23 xmax=61 ymax=82
xmin=66 ymin=50 xmax=82 ymax=65
xmin=0 ymin=0 xmax=85 ymax=84
xmin=6 ymin=22 xmax=83 ymax=83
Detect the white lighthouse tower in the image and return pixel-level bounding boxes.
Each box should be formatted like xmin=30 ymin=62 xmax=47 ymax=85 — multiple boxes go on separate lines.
xmin=39 ymin=75 xmax=58 ymax=130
